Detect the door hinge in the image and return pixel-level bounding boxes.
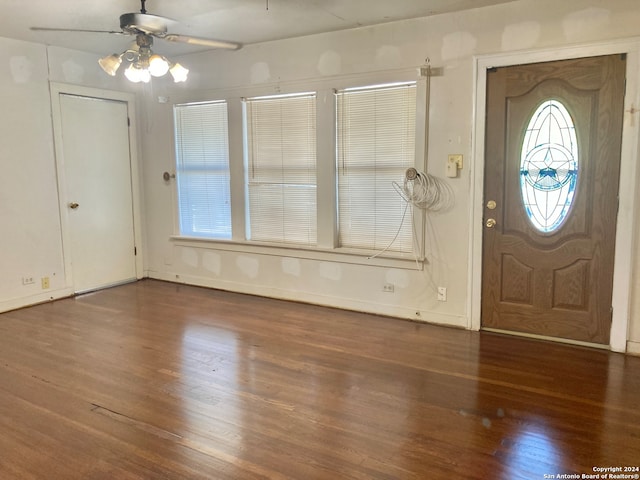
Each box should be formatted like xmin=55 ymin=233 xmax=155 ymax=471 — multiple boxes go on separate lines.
xmin=134 ymin=246 xmax=137 ymax=256
xmin=127 ymin=117 xmax=131 ymax=127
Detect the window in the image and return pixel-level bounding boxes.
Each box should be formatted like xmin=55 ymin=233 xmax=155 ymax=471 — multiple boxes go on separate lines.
xmin=244 ymin=93 xmax=317 ymax=245
xmin=171 ymin=76 xmax=422 ymax=266
xmin=520 ymin=99 xmax=578 ymax=233
xmin=174 ymin=101 xmax=231 ymax=239
xmin=336 ymin=83 xmax=417 ymax=253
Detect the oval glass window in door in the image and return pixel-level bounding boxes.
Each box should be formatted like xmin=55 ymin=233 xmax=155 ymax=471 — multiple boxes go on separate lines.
xmin=520 ymin=99 xmax=578 ymax=233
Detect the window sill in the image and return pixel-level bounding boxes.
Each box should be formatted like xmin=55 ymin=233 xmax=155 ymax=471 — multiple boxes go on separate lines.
xmin=170 ymin=236 xmax=424 ymax=270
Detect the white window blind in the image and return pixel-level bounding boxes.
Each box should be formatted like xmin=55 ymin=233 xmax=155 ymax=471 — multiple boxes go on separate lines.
xmin=174 ymin=101 xmax=231 ymax=239
xmin=245 ymin=93 xmax=317 ymax=245
xmin=336 ymin=83 xmax=416 ymax=254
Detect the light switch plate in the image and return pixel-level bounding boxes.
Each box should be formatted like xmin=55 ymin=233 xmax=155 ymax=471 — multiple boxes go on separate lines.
xmin=446 ymin=154 xmax=463 ymax=178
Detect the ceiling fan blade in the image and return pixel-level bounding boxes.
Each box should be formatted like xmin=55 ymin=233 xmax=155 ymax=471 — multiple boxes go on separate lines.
xmin=31 ymin=27 xmax=127 ymax=35
xmin=162 ymin=34 xmax=241 ymax=50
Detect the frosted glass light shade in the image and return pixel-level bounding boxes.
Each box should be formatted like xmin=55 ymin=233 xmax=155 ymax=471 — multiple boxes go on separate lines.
xmin=170 ymin=63 xmax=189 ymax=82
xmin=98 ymin=54 xmax=122 ymax=76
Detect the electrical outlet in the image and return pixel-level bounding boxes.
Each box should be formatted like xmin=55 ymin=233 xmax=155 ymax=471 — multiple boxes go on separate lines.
xmin=383 ymin=283 xmax=395 ymax=293
xmin=437 ymin=286 xmax=447 ymax=301
xmin=22 ymin=276 xmax=35 ymax=285
xmin=41 ymin=277 xmax=50 ymax=289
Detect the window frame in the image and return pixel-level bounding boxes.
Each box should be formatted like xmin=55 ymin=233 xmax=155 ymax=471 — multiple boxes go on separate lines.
xmin=173 ymin=100 xmax=232 ymax=240
xmin=336 ymin=81 xmax=418 ymax=255
xmin=243 ymin=91 xmax=318 ymax=246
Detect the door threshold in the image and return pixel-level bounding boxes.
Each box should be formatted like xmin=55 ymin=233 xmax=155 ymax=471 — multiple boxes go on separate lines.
xmin=481 ymin=327 xmax=610 ymax=351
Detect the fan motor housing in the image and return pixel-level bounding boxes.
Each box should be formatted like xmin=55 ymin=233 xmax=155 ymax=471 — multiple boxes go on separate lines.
xmin=120 ymin=13 xmax=168 ymax=35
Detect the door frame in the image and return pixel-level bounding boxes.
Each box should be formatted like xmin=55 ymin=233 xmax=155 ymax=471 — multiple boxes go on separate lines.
xmin=50 ymin=83 xmax=144 ymax=290
xmin=469 ymin=40 xmax=640 ymax=352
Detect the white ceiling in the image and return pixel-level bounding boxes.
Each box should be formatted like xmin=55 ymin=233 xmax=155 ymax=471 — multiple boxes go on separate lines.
xmin=2 ymin=0 xmax=520 ymax=57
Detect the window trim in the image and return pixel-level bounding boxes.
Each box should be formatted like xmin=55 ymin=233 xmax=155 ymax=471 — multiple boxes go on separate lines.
xmin=170 ymin=235 xmax=424 ymax=270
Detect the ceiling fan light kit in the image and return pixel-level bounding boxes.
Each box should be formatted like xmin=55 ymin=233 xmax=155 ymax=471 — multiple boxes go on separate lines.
xmin=100 ymin=33 xmax=189 ymax=83
xmin=32 ymin=0 xmax=241 ymax=84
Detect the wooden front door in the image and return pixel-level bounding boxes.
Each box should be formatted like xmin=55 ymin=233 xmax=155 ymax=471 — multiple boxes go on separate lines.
xmin=481 ymin=55 xmax=626 ymax=345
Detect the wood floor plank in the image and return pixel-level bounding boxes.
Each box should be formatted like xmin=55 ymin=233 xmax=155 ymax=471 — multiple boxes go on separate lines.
xmin=0 ymin=279 xmax=639 ymax=479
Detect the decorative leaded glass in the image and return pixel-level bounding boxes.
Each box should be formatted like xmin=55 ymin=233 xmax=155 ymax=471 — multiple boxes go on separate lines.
xmin=520 ymin=99 xmax=578 ymax=233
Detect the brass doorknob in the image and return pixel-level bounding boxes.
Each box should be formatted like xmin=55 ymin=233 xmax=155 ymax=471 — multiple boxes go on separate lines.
xmin=485 ymin=218 xmax=496 ymax=228
xmin=69 ymin=202 xmax=79 ymax=209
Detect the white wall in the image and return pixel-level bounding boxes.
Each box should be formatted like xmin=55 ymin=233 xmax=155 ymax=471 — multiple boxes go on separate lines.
xmin=0 ymin=39 xmax=133 ymax=311
xmin=0 ymin=39 xmax=63 ymax=309
xmin=140 ymin=0 xmax=640 ymax=349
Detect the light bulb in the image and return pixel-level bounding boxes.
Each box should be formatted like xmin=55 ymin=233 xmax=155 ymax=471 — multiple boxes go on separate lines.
xmin=124 ymin=64 xmax=150 ymax=83
xmin=124 ymin=64 xmax=140 ymax=83
xmin=148 ymin=54 xmax=170 ymax=77
xmin=140 ymin=68 xmax=151 ymax=83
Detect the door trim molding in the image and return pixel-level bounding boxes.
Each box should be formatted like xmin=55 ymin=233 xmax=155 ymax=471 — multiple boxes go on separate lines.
xmin=469 ymin=39 xmax=640 ymax=353
xmin=49 ymin=83 xmax=144 ymax=289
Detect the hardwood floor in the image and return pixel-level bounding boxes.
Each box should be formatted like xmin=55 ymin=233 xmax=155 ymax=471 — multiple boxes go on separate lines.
xmin=0 ymin=280 xmax=638 ymax=479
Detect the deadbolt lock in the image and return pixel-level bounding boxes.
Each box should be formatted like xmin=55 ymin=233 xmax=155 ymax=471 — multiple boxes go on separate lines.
xmin=486 ymin=200 xmax=497 ymax=210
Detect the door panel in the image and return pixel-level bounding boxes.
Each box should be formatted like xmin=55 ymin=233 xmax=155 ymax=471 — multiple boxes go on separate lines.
xmin=59 ymin=94 xmax=137 ymax=293
xmin=481 ymin=55 xmax=626 ymax=344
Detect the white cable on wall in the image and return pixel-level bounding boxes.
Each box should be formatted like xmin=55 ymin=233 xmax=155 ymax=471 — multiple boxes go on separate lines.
xmin=393 ymin=168 xmax=454 ymax=212
xmin=368 ymin=168 xmax=453 ymax=261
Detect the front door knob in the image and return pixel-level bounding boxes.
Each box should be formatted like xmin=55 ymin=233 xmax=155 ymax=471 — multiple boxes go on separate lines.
xmin=69 ymin=202 xmax=79 ymax=209
xmin=485 ymin=218 xmax=497 ymax=228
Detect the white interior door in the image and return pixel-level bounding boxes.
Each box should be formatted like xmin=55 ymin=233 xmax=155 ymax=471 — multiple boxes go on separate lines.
xmin=59 ymin=93 xmax=137 ymax=293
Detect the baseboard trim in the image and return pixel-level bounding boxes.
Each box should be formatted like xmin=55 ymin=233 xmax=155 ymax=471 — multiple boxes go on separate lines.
xmin=627 ymin=341 xmax=640 ymax=356
xmin=0 ymin=287 xmax=75 ymax=314
xmin=147 ymin=271 xmax=468 ymax=329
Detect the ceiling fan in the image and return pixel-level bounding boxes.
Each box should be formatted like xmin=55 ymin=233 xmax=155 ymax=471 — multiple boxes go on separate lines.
xmin=31 ymin=0 xmax=242 ymax=83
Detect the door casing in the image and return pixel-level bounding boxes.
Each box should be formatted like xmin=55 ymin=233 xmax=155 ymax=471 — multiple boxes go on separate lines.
xmin=470 ymin=40 xmax=640 ymax=352
xmin=50 ymin=83 xmax=143 ymax=291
